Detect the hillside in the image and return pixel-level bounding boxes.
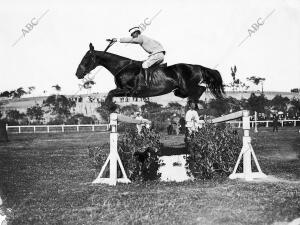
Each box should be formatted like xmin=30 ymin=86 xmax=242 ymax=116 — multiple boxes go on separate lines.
xmin=0 ymin=91 xmax=299 ymax=118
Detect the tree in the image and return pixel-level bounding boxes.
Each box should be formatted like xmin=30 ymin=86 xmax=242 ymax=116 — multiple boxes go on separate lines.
xmin=167 ymin=102 xmax=183 ymax=110
xmin=43 ymin=95 xmax=75 ymax=119
xmin=227 ymin=66 xmax=249 ymax=92
xmin=0 ymin=87 xmax=27 ymax=98
xmin=207 ymin=98 xmax=231 ymax=116
xmin=66 ymin=113 xmax=94 ymax=124
xmin=13 ymin=87 xmax=27 ymax=98
xmin=289 ymin=98 xmax=300 ymax=118
xmin=270 ymin=95 xmax=290 ymax=112
xmin=141 ymin=101 xmax=162 ymax=113
xmin=5 ymin=109 xmax=26 ymax=125
xmin=27 ymin=86 xmax=36 ymax=95
xmin=246 ymin=93 xmax=269 ymax=113
xmin=120 ymin=104 xmax=139 ymax=116
xmin=52 ymin=84 xmax=61 ymax=92
xmin=246 ymin=76 xmax=266 ymax=93
xmin=0 ymin=120 xmax=8 ymax=142
xmin=6 ymin=109 xmax=25 ymax=121
xmin=0 ymin=91 xmax=11 ymax=98
xmin=52 ymin=84 xmax=62 ymax=98
xmin=26 ymin=104 xmax=44 ymax=123
xmin=96 ymin=101 xmax=120 ymax=122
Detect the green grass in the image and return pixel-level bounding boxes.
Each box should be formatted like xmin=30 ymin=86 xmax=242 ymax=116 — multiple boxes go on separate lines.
xmin=0 ymin=128 xmax=299 ymax=225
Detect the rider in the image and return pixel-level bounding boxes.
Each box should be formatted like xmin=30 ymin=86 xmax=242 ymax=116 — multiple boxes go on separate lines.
xmin=113 ymin=27 xmax=165 ymax=87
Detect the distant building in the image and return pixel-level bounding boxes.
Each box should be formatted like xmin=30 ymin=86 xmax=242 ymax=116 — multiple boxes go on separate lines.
xmin=0 ymin=91 xmax=299 ymax=124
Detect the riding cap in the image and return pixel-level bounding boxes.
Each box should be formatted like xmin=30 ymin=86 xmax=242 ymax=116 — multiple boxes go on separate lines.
xmin=129 ymin=26 xmax=141 ymax=35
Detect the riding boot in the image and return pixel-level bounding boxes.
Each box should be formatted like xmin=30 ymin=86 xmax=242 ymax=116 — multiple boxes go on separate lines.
xmin=144 ymin=68 xmax=149 ymax=86
xmin=134 ymin=73 xmax=146 ymax=92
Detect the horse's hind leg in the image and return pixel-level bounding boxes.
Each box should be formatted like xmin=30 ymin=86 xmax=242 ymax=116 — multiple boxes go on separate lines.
xmin=188 ymin=85 xmax=206 ymax=104
xmin=173 ymin=88 xmax=188 ymax=98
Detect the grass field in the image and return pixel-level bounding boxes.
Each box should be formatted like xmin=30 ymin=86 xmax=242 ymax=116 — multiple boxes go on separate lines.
xmin=0 ymin=127 xmax=299 ymax=225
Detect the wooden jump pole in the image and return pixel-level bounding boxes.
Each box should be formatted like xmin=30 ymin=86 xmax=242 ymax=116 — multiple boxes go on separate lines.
xmin=92 ymin=113 xmax=151 ymax=186
xmin=212 ymin=110 xmax=267 ymax=181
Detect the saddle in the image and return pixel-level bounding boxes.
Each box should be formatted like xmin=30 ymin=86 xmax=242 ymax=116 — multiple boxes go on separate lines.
xmin=134 ymin=62 xmax=167 ymax=90
xmin=141 ymin=62 xmax=167 ymax=75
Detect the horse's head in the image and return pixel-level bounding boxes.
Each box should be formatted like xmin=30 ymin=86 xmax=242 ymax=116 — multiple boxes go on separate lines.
xmin=76 ymin=43 xmax=98 ymax=79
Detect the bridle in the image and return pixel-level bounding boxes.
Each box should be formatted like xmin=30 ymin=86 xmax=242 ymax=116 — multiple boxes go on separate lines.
xmin=81 ymin=39 xmax=132 ymax=77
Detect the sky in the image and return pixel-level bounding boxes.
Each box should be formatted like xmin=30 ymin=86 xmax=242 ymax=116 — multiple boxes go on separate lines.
xmin=0 ymin=0 xmax=300 ymax=96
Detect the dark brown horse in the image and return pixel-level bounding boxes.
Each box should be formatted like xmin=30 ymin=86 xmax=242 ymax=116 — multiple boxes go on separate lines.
xmin=75 ymin=43 xmax=225 ymax=104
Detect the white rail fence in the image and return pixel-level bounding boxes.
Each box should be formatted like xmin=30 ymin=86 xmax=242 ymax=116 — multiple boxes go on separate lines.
xmin=5 ymin=119 xmax=300 ymax=134
xmin=6 ymin=124 xmax=109 ymax=133
xmin=227 ymin=119 xmax=300 ymax=128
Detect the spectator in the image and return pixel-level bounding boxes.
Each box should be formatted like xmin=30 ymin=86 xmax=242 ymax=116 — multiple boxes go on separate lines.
xmin=179 ymin=116 xmax=186 ymax=134
xmin=135 ymin=112 xmax=150 ymax=133
xmin=171 ymin=113 xmax=180 ymax=135
xmin=185 ymin=102 xmax=200 ymax=134
xmin=272 ymin=113 xmax=279 ymax=132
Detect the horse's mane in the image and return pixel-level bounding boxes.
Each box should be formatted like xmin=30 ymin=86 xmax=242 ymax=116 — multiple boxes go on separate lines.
xmin=95 ymin=50 xmax=142 ymax=64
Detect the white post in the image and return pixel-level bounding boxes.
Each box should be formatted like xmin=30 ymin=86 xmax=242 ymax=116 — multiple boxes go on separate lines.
xmin=229 ymin=110 xmax=267 ymax=181
xmin=281 ymin=120 xmax=284 ymax=127
xmin=6 ymin=124 xmax=8 ymax=131
xmin=77 ymin=126 xmax=79 ymax=132
xmin=62 ymin=125 xmax=64 ymax=133
xmin=266 ymin=121 xmax=269 ymax=128
xmin=18 ymin=126 xmax=21 ymax=134
xmin=242 ymin=114 xmax=252 ymax=180
xmin=254 ymin=111 xmax=258 ymax=133
xmin=92 ymin=125 xmax=95 ymax=132
xmin=109 ymin=124 xmax=118 ymax=186
xmin=294 ymin=120 xmax=296 ymax=127
xmin=33 ymin=126 xmax=36 ymax=133
xmin=92 ymin=113 xmax=131 ymax=185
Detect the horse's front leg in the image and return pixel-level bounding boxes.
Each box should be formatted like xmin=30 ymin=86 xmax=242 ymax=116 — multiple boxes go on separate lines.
xmin=105 ymin=88 xmax=129 ymax=104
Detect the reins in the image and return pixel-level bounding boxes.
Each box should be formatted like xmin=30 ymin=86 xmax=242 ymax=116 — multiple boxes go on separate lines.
xmin=104 ymin=39 xmax=116 ymax=52
xmin=103 ymin=39 xmax=133 ymax=75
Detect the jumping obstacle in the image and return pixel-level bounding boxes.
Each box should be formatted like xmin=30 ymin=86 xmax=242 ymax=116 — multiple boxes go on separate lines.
xmin=93 ymin=110 xmax=266 ymax=185
xmin=92 ymin=113 xmax=151 ymax=186
xmin=212 ymin=110 xmax=267 ymax=181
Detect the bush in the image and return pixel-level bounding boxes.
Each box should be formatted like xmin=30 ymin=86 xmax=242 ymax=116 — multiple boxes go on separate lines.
xmin=47 ymin=116 xmax=65 ymax=125
xmin=186 ymin=123 xmax=242 ymax=180
xmin=88 ymin=126 xmax=162 ymax=182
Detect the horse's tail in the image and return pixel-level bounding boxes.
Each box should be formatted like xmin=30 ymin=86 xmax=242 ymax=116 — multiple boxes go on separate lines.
xmin=202 ymin=67 xmax=225 ymax=99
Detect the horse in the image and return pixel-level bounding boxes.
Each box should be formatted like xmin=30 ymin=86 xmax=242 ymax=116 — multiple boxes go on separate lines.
xmin=75 ymin=43 xmax=225 ymax=104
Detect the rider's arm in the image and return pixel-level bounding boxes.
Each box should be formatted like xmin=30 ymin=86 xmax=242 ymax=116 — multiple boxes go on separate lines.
xmin=119 ymin=36 xmax=143 ymax=44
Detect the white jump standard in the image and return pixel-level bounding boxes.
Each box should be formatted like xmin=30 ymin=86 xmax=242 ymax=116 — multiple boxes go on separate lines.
xmin=212 ymin=110 xmax=267 ymax=181
xmin=92 ymin=113 xmax=151 ymax=186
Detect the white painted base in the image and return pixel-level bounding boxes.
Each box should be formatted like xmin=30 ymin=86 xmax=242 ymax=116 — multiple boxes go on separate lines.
xmin=229 ymin=172 xmax=268 ymax=181
xmin=92 ymin=177 xmax=131 ymax=185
